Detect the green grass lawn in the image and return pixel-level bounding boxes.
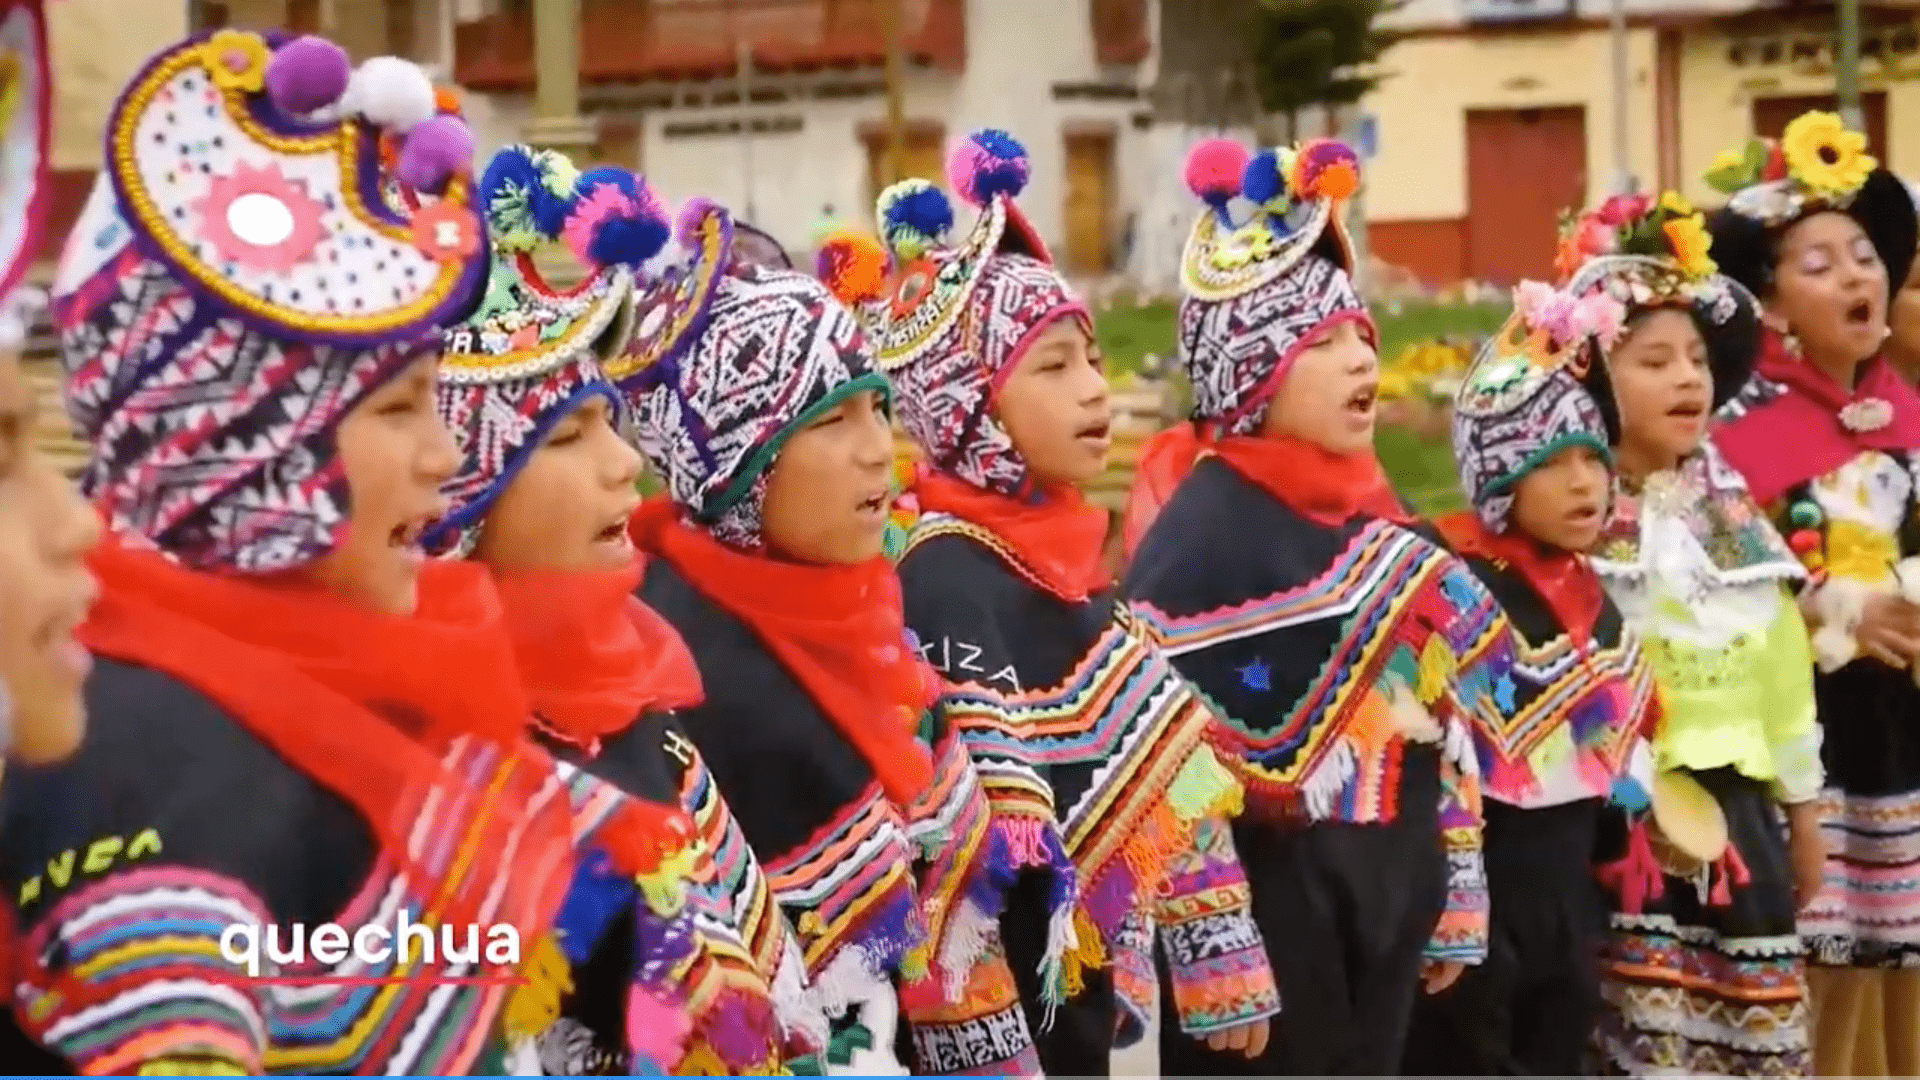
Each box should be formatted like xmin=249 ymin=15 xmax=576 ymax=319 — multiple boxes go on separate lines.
xmin=1092 ymin=297 xmax=1506 ymax=516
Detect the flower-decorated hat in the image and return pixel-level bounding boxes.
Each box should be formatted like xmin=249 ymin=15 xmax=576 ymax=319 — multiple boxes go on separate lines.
xmin=1704 ymin=110 xmax=1917 ymax=304
xmin=0 ymin=0 xmax=50 ymax=344
xmin=818 ymin=129 xmax=1090 ymax=494
xmin=1550 ymin=191 xmax=1760 ymax=441
xmin=423 ymin=148 xmax=673 ymax=555
xmin=1174 ymin=137 xmax=1371 ymax=434
xmin=608 ymin=199 xmax=888 ymax=549
xmin=1451 ymin=286 xmax=1615 ymax=533
xmin=50 ymin=30 xmax=489 ymax=571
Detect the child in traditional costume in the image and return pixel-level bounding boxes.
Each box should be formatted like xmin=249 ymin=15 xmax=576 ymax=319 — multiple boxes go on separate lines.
xmin=817 ymin=128 xmax=1279 ymax=1075
xmin=1404 ymin=258 xmax=1664 ymax=1076
xmin=611 ymin=198 xmax=1037 ymax=1076
xmin=1540 ymin=189 xmax=1822 ymax=1076
xmin=1121 ymin=137 xmax=1504 ymax=1075
xmin=1886 ymin=179 xmax=1920 ymax=386
xmin=0 ymin=0 xmax=98 ymax=786
xmin=422 ymin=146 xmax=818 ymax=1075
xmin=1705 ymin=111 xmax=1920 ymax=1078
xmin=0 ymin=31 xmax=687 ymax=1074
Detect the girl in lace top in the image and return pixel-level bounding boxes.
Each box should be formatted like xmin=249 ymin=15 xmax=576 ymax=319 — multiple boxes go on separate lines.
xmin=1557 ymin=189 xmax=1822 ymax=1077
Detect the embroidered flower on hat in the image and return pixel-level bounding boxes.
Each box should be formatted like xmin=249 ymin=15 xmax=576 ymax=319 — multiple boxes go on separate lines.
xmin=202 ymin=29 xmax=269 ymax=93
xmin=192 ymin=161 xmax=328 ymax=274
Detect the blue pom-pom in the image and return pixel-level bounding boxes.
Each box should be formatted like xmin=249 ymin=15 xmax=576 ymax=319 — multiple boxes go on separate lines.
xmin=1609 ymin=776 xmax=1651 ymax=812
xmin=877 ymin=178 xmax=953 ymax=259
xmin=565 ymin=167 xmax=671 ymax=270
xmin=480 ymin=144 xmax=580 ymax=250
xmin=1242 ymin=149 xmax=1286 ymax=206
xmin=948 ymin=128 xmax=1030 ymax=207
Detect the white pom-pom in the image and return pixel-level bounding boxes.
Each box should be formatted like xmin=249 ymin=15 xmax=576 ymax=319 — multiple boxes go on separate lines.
xmin=344 ymin=56 xmax=437 ymax=133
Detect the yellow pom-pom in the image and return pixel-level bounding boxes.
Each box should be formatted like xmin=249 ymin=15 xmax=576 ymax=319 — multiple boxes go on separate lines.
xmin=816 ymin=230 xmax=891 ymax=305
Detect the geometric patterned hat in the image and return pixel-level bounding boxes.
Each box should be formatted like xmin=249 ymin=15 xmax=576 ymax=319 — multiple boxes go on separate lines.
xmin=820 ymin=129 xmax=1089 ymax=495
xmin=0 ymin=0 xmax=50 ymax=345
xmin=1704 ymin=110 xmax=1918 ymax=307
xmin=1174 ymin=137 xmax=1372 ymax=435
xmin=49 ymin=30 xmax=489 ymax=572
xmin=609 ymin=198 xmax=885 ymax=549
xmin=1451 ymin=285 xmax=1614 ymax=533
xmin=423 ymin=148 xmax=670 ymax=555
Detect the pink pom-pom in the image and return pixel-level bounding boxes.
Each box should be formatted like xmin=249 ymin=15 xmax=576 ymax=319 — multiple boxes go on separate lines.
xmin=265 ymin=35 xmax=351 ymax=114
xmin=945 ymin=129 xmax=1029 ymax=207
xmin=625 ymin=987 xmax=692 ymax=1071
xmin=564 ymin=183 xmax=640 ymax=267
xmin=395 ymin=115 xmax=473 ymax=192
xmin=1184 ymin=139 xmax=1249 ymax=204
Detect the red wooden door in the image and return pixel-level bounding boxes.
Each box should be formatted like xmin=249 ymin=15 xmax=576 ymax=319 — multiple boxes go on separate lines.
xmin=1466 ymin=106 xmax=1588 ymax=286
xmin=1753 ymin=91 xmax=1889 ymax=161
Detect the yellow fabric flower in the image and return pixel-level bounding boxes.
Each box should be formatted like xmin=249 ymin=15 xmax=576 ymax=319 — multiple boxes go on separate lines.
xmin=202 ymin=30 xmax=269 ymax=94
xmin=1658 ymin=190 xmax=1694 ymax=216
xmin=1780 ymin=111 xmax=1876 ymax=196
xmin=1662 ymin=213 xmax=1718 ymax=279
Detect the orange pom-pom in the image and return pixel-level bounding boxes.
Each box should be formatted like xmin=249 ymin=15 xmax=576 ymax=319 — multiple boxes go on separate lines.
xmin=1315 ymin=160 xmax=1359 ymax=201
xmin=816 ymin=230 xmax=890 ymax=304
xmin=433 ymin=85 xmax=464 ymax=116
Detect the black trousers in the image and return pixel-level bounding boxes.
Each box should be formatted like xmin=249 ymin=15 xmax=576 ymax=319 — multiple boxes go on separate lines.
xmin=1003 ymin=868 xmax=1116 ymax=1077
xmin=1402 ymin=796 xmax=1608 ymax=1077
xmin=1157 ymin=746 xmax=1447 ymax=1077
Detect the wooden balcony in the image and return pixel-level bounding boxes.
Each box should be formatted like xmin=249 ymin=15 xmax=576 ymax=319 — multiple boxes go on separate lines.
xmin=454 ymin=0 xmax=966 ymax=92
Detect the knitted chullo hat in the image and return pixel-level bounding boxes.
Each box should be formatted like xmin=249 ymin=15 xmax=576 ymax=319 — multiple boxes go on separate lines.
xmin=607 ymin=198 xmax=888 ymax=549
xmin=1705 ymin=111 xmax=1918 ymax=307
xmin=1451 ymin=289 xmax=1615 ymax=534
xmin=51 ymin=30 xmax=489 ymax=572
xmin=423 ymin=149 xmax=672 ymax=555
xmin=1175 ymin=136 xmax=1372 ymax=434
xmin=819 ymin=129 xmax=1090 ymax=495
xmin=0 ymin=0 xmax=50 ymax=351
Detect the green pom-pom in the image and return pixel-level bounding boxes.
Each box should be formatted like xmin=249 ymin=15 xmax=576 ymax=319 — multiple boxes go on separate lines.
xmin=1790 ymin=501 xmax=1825 ymax=529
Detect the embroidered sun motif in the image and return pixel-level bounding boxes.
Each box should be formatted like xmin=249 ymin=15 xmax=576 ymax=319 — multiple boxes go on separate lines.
xmin=192 ymin=161 xmax=329 ymax=274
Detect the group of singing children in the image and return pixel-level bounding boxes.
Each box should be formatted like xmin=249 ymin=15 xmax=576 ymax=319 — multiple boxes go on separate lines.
xmin=1 ymin=17 xmax=1917 ymax=1080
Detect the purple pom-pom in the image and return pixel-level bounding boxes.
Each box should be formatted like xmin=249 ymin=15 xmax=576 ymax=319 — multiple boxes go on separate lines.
xmin=674 ymin=197 xmax=721 ymax=247
xmin=946 ymin=129 xmax=1030 ymax=207
xmin=1184 ymin=139 xmax=1248 ymax=207
xmin=396 ymin=115 xmax=474 ymax=193
xmin=265 ymin=35 xmax=351 ymax=114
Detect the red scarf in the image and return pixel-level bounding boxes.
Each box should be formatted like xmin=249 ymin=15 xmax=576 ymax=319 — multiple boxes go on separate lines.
xmin=1125 ymin=424 xmax=1409 ymax=557
xmin=629 ymin=500 xmax=936 ymax=808
xmin=492 ymin=559 xmax=704 ymax=750
xmin=79 ymin=538 xmax=569 ymax=936
xmin=1436 ymin=511 xmax=1605 ymax=646
xmin=1715 ymin=329 xmax=1920 ymax=505
xmin=912 ymin=469 xmax=1110 ymax=602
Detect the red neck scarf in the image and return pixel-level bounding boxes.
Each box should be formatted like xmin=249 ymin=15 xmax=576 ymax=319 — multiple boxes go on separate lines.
xmin=79 ymin=538 xmax=568 ymax=933
xmin=1436 ymin=511 xmax=1605 ymax=646
xmin=1715 ymin=329 xmax=1920 ymax=505
xmin=630 ymin=500 xmax=936 ymax=807
xmin=1213 ymin=432 xmax=1411 ymax=527
xmin=1125 ymin=425 xmax=1410 ymax=558
xmin=492 ymin=559 xmax=704 ymax=752
xmin=912 ymin=469 xmax=1111 ymax=603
